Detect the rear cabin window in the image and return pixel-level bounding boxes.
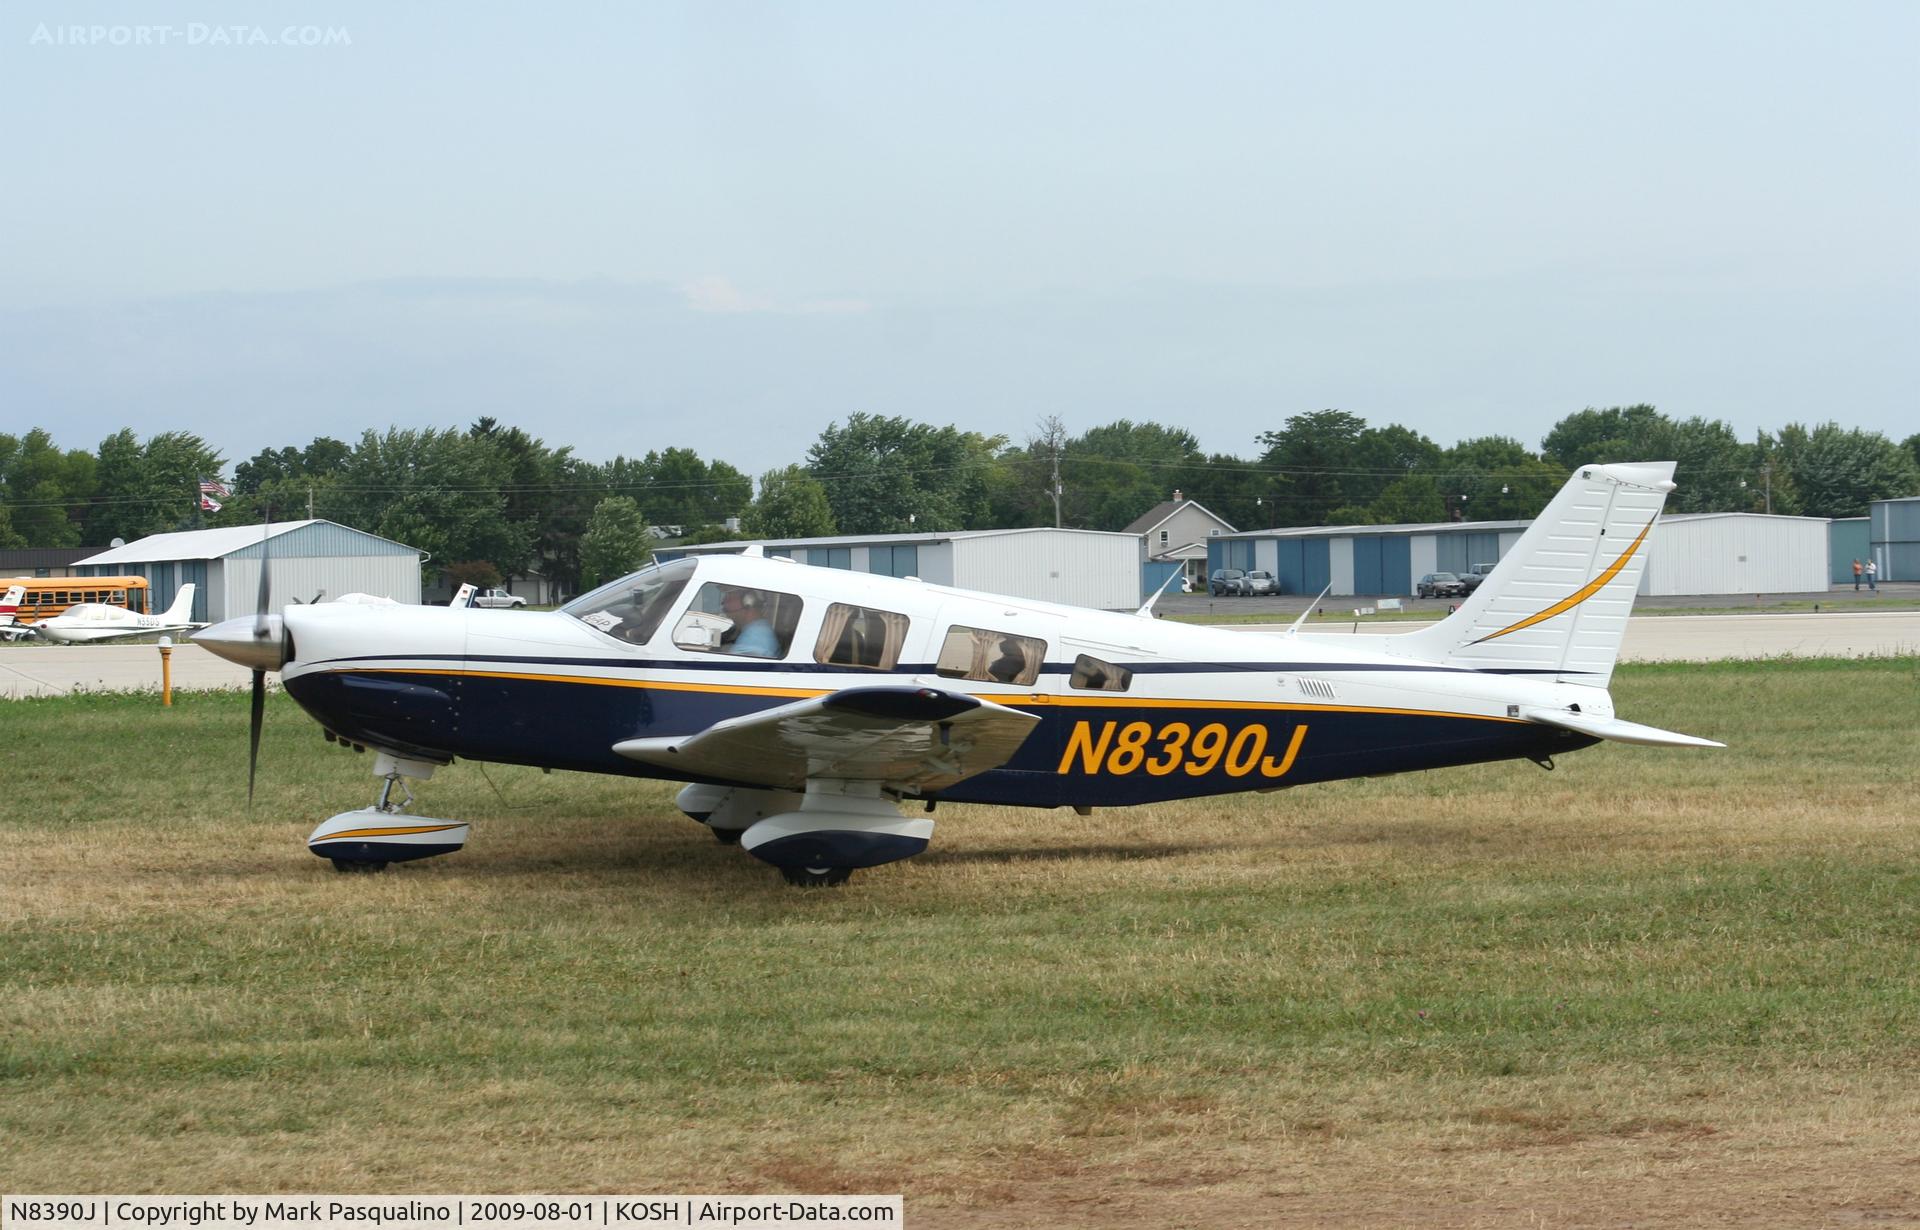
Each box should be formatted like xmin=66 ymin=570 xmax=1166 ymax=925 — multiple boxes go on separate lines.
xmin=1069 ymin=654 xmax=1132 ymax=692
xmin=673 ymin=582 xmax=802 ymax=659
xmin=814 ymin=603 xmax=911 ymax=670
xmin=935 ymin=625 xmax=1045 ymax=686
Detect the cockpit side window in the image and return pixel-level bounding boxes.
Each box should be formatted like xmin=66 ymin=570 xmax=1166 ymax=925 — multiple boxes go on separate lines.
xmin=562 ymin=559 xmax=695 ymax=646
xmin=672 ymin=582 xmax=802 ymax=659
xmin=935 ymin=625 xmax=1045 ymax=686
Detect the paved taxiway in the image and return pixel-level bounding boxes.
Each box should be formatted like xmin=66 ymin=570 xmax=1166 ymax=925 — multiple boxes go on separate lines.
xmin=2 ymin=611 xmax=1915 ymax=699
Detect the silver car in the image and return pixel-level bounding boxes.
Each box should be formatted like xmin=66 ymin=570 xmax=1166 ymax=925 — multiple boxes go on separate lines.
xmin=1240 ymin=570 xmax=1279 ymax=596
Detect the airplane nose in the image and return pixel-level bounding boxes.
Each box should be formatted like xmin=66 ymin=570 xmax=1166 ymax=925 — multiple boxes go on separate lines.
xmin=193 ymin=615 xmax=288 ymax=671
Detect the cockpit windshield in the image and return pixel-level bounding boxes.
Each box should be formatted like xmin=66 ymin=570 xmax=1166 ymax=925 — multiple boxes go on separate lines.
xmin=561 ymin=559 xmax=695 ymax=645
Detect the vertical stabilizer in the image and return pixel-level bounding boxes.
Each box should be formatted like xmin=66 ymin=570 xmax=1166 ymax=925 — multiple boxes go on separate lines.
xmin=1390 ymin=462 xmax=1675 ymax=686
xmin=161 ymin=583 xmax=197 ymax=623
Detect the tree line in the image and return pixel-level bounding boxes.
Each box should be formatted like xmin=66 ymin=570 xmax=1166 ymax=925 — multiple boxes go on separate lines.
xmin=3 ymin=408 xmax=1916 ymax=596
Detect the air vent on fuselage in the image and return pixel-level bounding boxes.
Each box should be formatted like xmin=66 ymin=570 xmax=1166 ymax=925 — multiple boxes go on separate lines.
xmin=1295 ymin=677 xmax=1338 ymax=702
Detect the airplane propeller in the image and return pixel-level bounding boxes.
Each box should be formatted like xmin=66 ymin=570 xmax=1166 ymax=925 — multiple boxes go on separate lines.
xmin=190 ymin=515 xmax=289 ymax=803
xmin=248 ymin=519 xmax=272 ymax=802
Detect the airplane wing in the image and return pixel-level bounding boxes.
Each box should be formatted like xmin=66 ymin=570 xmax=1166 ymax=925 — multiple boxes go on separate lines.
xmin=613 ymin=685 xmax=1042 ymax=793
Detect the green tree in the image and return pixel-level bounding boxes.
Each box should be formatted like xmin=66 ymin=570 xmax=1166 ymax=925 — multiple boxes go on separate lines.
xmin=1440 ymin=436 xmax=1565 ymax=521
xmin=745 ymin=465 xmax=837 ymax=539
xmin=0 ymin=429 xmax=98 ymax=547
xmin=807 ymin=414 xmax=1003 ymax=533
xmin=1539 ymin=404 xmax=1671 ymax=470
xmin=1770 ymin=422 xmax=1920 ymax=518
xmin=1256 ymin=410 xmax=1368 ymax=525
xmin=578 ymin=496 xmax=652 ymax=590
xmin=1057 ymin=420 xmax=1207 ymax=531
xmin=331 ymin=428 xmax=529 ymax=583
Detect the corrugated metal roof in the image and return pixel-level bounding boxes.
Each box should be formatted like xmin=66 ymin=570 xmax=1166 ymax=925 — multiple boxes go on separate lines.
xmin=1660 ymin=512 xmax=1830 ymax=524
xmin=1217 ymin=517 xmax=1532 ymax=540
xmin=674 ymin=526 xmax=1137 ymax=552
xmin=75 ymin=519 xmax=421 ymax=565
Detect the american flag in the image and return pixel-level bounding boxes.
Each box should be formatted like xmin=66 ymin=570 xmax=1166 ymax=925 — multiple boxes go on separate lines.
xmin=199 ymin=477 xmax=228 ymax=513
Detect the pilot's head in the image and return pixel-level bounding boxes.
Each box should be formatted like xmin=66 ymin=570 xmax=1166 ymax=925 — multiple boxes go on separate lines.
xmin=721 ymin=589 xmax=760 ymax=621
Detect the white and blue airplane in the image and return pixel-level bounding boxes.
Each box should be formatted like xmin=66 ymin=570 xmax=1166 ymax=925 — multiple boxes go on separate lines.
xmin=31 ymin=583 xmax=205 ymax=644
xmin=194 ymin=462 xmax=1719 ymax=886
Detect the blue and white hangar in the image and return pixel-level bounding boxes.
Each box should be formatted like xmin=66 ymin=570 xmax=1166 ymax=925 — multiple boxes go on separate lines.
xmin=1209 ymin=511 xmax=1835 ymax=598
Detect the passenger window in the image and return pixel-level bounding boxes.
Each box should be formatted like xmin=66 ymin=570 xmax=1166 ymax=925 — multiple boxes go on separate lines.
xmin=814 ymin=603 xmax=910 ymax=670
xmin=935 ymin=625 xmax=1045 ymax=686
xmin=672 ymin=582 xmax=802 ymax=659
xmin=1070 ymin=654 xmax=1132 ymax=692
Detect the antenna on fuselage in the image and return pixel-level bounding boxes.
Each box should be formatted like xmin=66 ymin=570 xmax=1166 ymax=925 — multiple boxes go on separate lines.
xmin=1133 ymin=568 xmax=1186 ymax=618
xmin=1283 ymin=584 xmax=1333 ymax=637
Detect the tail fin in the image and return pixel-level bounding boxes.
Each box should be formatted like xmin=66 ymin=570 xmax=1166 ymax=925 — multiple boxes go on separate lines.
xmin=0 ymin=583 xmax=21 ymax=621
xmin=1392 ymin=461 xmax=1675 ymax=686
xmin=161 ymin=583 xmax=197 ymax=623
xmin=449 ymin=582 xmax=477 ymax=608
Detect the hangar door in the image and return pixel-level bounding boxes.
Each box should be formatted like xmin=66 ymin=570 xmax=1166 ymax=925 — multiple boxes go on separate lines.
xmin=1272 ymin=539 xmax=1330 ymax=596
xmin=1351 ymin=535 xmax=1411 ymax=596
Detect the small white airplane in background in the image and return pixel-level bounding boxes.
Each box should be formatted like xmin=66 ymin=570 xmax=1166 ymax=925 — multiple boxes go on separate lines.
xmin=196 ymin=462 xmax=1721 ymax=887
xmin=0 ymin=584 xmax=30 ymax=641
xmin=33 ymin=583 xmax=207 ymax=644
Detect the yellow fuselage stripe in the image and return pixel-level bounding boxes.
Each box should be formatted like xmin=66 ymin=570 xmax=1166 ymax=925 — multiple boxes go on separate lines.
xmin=326 ymin=666 xmax=1528 ymax=725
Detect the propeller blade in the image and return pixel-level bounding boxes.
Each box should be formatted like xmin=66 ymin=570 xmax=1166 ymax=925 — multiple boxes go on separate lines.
xmin=253 ymin=513 xmax=272 ymax=640
xmin=248 ymin=667 xmax=265 ymax=804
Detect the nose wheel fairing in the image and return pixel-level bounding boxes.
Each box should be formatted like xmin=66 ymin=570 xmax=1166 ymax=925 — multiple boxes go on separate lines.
xmin=308 ymin=752 xmax=468 ymax=871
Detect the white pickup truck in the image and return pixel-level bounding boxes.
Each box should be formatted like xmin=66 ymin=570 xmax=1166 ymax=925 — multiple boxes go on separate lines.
xmin=471 ymin=587 xmax=527 ymax=609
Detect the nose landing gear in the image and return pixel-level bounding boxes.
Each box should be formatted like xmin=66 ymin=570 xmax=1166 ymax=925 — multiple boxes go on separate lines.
xmin=307 ymin=752 xmax=467 ymax=873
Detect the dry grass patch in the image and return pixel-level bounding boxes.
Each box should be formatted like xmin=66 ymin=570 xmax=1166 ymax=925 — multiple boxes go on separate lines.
xmin=3 ymin=658 xmax=1918 ymax=1226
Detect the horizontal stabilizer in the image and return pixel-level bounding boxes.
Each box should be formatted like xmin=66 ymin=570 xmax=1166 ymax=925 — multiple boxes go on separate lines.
xmin=1521 ymin=707 xmax=1724 ymax=748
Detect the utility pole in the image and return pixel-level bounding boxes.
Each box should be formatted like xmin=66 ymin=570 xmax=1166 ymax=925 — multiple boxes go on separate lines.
xmin=308 ymin=485 xmax=315 ymax=519
xmin=1033 ymin=415 xmax=1067 ymax=528
xmin=1762 ymin=463 xmax=1771 ymax=515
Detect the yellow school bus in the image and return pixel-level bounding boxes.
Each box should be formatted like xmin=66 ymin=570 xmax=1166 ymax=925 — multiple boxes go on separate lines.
xmin=2 ymin=576 xmax=150 ymax=623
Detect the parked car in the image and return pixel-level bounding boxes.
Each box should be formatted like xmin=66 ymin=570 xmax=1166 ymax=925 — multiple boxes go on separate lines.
xmin=1241 ymin=570 xmax=1279 ymax=597
xmin=1416 ymin=572 xmax=1468 ymax=599
xmin=1458 ymin=562 xmax=1497 ymax=592
xmin=1208 ymin=568 xmax=1247 ymax=596
xmin=471 ymin=587 xmax=528 ymax=609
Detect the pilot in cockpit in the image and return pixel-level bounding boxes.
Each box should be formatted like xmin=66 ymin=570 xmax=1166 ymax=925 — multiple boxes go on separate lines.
xmin=719 ymin=588 xmax=779 ymax=657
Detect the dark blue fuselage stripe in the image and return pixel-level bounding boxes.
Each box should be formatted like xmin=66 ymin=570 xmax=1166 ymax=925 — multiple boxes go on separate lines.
xmin=285 ymin=669 xmax=1595 ymax=809
xmin=305 ymin=651 xmax=1585 ymax=678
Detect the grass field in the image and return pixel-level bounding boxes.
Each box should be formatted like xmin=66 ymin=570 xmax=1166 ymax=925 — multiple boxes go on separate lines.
xmin=3 ymin=658 xmax=1918 ymax=1226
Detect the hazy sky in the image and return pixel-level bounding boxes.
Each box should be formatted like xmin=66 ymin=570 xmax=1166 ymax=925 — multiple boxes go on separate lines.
xmin=3 ymin=1 xmax=1914 ymax=474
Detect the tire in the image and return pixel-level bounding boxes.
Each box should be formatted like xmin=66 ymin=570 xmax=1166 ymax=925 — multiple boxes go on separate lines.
xmin=331 ymin=858 xmax=389 ymax=874
xmin=711 ymin=828 xmax=744 ymax=846
xmin=780 ymin=864 xmax=852 ymax=887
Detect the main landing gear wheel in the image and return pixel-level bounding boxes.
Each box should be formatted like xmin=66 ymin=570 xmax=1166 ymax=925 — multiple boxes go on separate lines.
xmin=711 ymin=828 xmax=744 ymax=845
xmin=780 ymin=864 xmax=853 ymax=888
xmin=331 ymin=858 xmax=389 ymax=874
